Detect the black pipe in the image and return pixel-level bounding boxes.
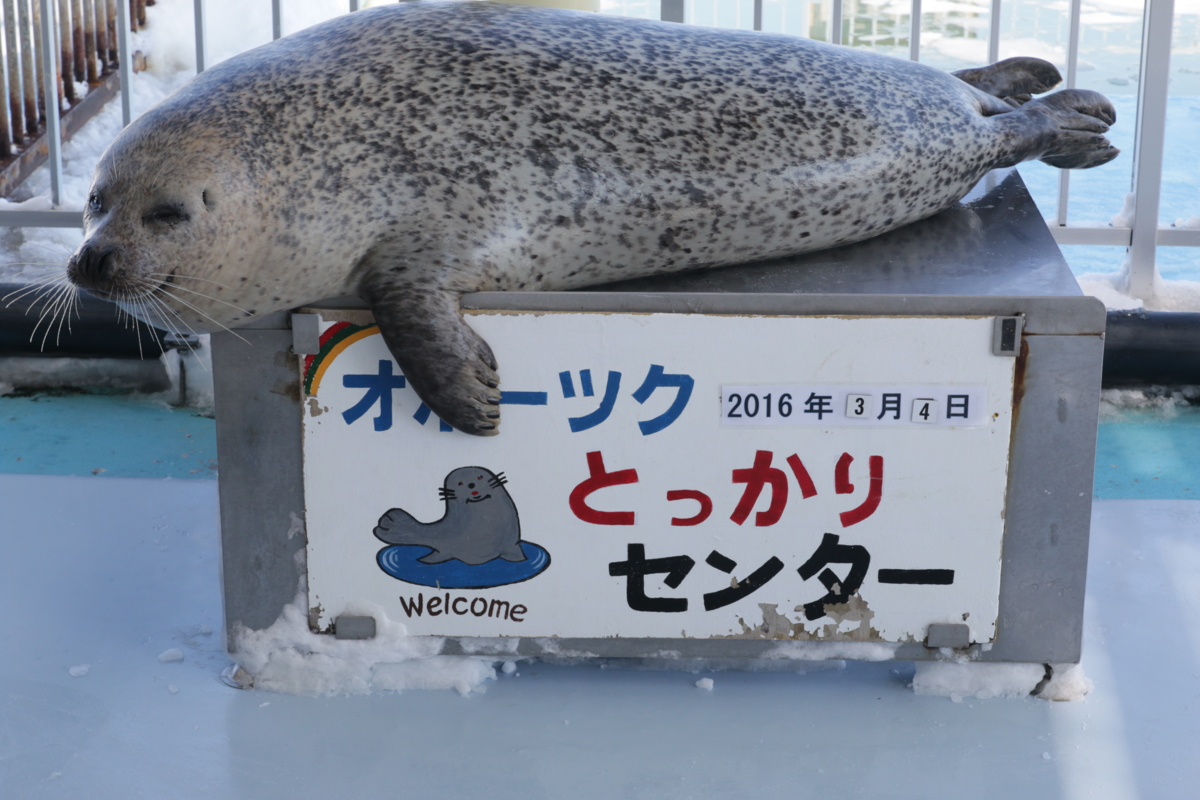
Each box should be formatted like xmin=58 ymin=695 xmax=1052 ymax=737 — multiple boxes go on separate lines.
xmin=1102 ymin=310 xmax=1200 ymax=388
xmin=0 ymin=281 xmax=175 ymax=359
xmin=2 ymin=282 xmax=1198 ymax=388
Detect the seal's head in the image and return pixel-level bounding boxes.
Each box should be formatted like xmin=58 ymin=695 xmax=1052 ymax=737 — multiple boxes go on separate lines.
xmin=66 ymin=111 xmax=267 ymax=335
xmin=439 ymin=467 xmax=509 ymax=509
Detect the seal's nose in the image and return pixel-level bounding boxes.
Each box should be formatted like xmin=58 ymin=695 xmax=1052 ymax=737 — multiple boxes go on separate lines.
xmin=68 ymin=244 xmax=117 ymax=291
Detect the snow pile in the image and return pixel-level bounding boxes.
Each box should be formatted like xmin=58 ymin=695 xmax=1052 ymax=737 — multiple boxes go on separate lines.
xmin=1110 ymin=192 xmax=1137 ymax=229
xmin=695 ymin=677 xmax=714 ymax=690
xmin=912 ymin=661 xmax=1046 ymax=700
xmin=1099 ymin=385 xmax=1200 ymax=417
xmin=1075 ymin=266 xmax=1200 ymax=313
xmin=1074 ymin=271 xmax=1145 ymax=311
xmin=765 ymin=640 xmax=898 ymax=662
xmin=231 ymin=596 xmax=498 ymax=697
xmin=1038 ymin=663 xmax=1094 ymax=702
xmin=913 ymin=661 xmax=1093 ymax=702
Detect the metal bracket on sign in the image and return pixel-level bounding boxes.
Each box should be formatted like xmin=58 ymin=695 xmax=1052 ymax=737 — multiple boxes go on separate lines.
xmin=992 ymin=316 xmax=1024 ymax=356
xmin=334 ymin=616 xmax=377 ymax=640
xmin=925 ymin=623 xmax=971 ymax=649
xmin=291 ymin=313 xmax=321 ymax=355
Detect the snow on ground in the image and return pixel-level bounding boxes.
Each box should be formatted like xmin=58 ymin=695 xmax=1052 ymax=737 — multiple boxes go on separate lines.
xmin=6 ymin=470 xmax=1199 ymax=798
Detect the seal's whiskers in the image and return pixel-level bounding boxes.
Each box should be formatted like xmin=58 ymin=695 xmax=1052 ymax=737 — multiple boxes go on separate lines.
xmin=150 ymin=277 xmax=252 ymax=316
xmin=159 ymin=290 xmax=249 ymax=344
xmin=31 ymin=279 xmax=78 ymax=350
xmin=2 ymin=273 xmax=65 ymax=307
xmin=144 ymin=292 xmax=210 ymax=371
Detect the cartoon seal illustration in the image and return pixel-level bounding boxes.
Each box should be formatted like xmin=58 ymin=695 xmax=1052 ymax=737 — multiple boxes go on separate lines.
xmin=374 ymin=467 xmax=525 ymax=565
xmin=65 ymin=1 xmax=1117 ymax=436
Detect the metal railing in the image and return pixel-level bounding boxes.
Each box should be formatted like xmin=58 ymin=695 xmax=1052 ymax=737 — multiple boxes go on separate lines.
xmin=0 ymin=0 xmax=1192 ymax=303
xmin=0 ymin=0 xmax=146 ymax=212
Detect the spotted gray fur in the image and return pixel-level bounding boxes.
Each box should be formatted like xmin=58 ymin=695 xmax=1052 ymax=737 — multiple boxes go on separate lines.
xmin=66 ymin=0 xmax=1118 ymax=435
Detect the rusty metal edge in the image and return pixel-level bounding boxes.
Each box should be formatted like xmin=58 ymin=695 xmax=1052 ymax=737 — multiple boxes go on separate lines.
xmin=0 ymin=68 xmax=121 ymax=199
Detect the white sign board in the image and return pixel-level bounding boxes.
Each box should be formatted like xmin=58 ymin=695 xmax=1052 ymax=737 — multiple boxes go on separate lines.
xmin=302 ymin=312 xmax=1015 ymax=644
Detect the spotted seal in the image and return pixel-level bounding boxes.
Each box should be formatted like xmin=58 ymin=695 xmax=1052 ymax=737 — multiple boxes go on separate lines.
xmin=374 ymin=467 xmax=524 ymax=565
xmin=66 ymin=1 xmax=1117 ymax=435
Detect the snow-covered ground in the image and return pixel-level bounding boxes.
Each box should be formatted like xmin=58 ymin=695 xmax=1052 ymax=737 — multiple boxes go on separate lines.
xmin=4 ymin=471 xmax=1198 ymax=798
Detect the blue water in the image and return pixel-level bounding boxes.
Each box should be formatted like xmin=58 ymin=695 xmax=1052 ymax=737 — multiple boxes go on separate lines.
xmin=0 ymin=391 xmax=216 ymax=480
xmin=1094 ymin=405 xmax=1200 ymax=499
xmin=2 ymin=391 xmax=1195 ymax=500
xmin=377 ymin=542 xmax=552 ymax=588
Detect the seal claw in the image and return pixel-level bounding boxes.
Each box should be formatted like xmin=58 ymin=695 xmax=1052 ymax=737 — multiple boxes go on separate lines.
xmin=361 ymin=277 xmax=503 ymax=436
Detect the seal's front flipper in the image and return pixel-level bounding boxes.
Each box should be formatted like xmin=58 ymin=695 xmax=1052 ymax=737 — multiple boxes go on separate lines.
xmin=418 ymin=550 xmax=455 ymax=564
xmin=361 ymin=280 xmax=502 ymax=436
xmin=954 ymin=57 xmax=1062 ymax=107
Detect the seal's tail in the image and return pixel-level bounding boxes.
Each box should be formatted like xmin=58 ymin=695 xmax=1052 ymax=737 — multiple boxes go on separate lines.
xmin=1026 ymin=90 xmax=1120 ymax=169
xmin=953 ymin=57 xmax=1063 ymax=107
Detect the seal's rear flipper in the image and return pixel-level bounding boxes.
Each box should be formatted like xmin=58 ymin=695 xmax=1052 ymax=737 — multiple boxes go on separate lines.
xmin=1028 ymin=90 xmax=1120 ymax=169
xmin=498 ymin=541 xmax=528 ymax=562
xmin=992 ymin=88 xmax=1119 ymax=170
xmin=953 ymin=57 xmax=1062 ymax=107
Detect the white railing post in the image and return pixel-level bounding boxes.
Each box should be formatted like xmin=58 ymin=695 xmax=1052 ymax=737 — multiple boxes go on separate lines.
xmin=753 ymin=0 xmax=762 ymax=31
xmin=661 ymin=0 xmax=683 ymax=23
xmin=909 ymin=0 xmax=921 ymax=61
xmin=37 ymin=0 xmax=62 ymax=206
xmin=1127 ymin=0 xmax=1175 ymax=300
xmin=272 ymin=0 xmax=281 ymax=40
xmin=194 ymin=0 xmax=206 ymax=73
xmin=988 ymin=0 xmax=1001 ymax=63
xmin=831 ymin=0 xmax=843 ymax=44
xmin=349 ymin=0 xmax=359 ymax=11
xmin=1055 ymin=0 xmax=1082 ymax=227
xmin=116 ymin=0 xmax=131 ymax=126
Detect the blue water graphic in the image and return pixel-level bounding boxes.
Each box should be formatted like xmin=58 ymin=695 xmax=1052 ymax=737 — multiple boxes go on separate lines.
xmin=377 ymin=542 xmax=552 ymax=588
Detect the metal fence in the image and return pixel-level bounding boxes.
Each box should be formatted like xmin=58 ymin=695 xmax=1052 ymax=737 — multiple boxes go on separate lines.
xmin=660 ymin=0 xmax=1199 ymax=300
xmin=0 ymin=0 xmax=1192 ymax=302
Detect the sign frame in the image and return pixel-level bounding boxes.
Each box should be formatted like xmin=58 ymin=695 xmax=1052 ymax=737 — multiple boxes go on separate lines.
xmin=214 ymin=290 xmax=1104 ymax=665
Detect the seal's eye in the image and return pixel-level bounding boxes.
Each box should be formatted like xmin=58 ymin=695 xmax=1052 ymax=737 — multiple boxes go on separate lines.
xmin=144 ymin=204 xmax=189 ymax=226
xmin=88 ymin=193 xmax=102 ymax=213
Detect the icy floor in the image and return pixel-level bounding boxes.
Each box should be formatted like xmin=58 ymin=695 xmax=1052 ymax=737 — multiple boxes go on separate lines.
xmin=1 ymin=468 xmax=1199 ymax=797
